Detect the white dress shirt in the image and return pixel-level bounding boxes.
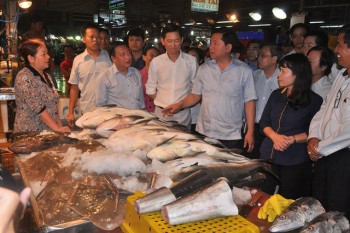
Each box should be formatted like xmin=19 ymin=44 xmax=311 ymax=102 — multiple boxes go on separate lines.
xmin=146 ymin=51 xmax=198 ymax=108
xmin=69 ymin=49 xmax=112 ymax=113
xmin=311 ymin=75 xmax=333 ymax=100
xmin=253 ymin=68 xmax=280 ymax=123
xmin=309 ymin=69 xmax=350 ymax=156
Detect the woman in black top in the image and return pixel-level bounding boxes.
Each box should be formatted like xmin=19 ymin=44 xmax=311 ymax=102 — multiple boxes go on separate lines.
xmin=259 ymin=53 xmax=323 ymax=199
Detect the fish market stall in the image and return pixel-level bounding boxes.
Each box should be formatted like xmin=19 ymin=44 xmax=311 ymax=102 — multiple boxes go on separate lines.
xmin=9 ymin=106 xmax=289 ymax=233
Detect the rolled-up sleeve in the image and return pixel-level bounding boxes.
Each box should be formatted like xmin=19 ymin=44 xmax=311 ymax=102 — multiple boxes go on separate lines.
xmin=243 ymin=70 xmax=258 ymax=103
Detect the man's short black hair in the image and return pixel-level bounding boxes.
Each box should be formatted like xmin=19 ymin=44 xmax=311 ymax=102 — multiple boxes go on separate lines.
xmin=127 ymin=27 xmax=145 ymax=41
xmin=110 ymin=41 xmax=128 ymax=57
xmin=338 ymin=24 xmax=350 ymax=48
xmin=161 ymin=24 xmax=182 ymax=39
xmin=211 ymin=28 xmax=240 ymax=53
xmin=80 ymin=22 xmax=100 ymax=37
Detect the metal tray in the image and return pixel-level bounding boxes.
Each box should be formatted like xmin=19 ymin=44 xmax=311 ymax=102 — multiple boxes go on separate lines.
xmin=16 ymin=156 xmax=95 ymax=233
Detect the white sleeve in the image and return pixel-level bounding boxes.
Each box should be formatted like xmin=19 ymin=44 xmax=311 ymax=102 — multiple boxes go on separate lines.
xmin=145 ymin=60 xmax=157 ymax=95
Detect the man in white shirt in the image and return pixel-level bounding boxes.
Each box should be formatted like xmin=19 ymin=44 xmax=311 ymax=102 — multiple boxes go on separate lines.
xmin=146 ymin=24 xmax=198 ymax=127
xmin=67 ymin=23 xmax=112 ymax=127
xmin=163 ymin=28 xmax=257 ymax=151
xmin=307 ymin=46 xmax=335 ymax=100
xmin=307 ymin=24 xmax=350 ymax=219
xmin=95 ymin=42 xmax=144 ymax=109
xmin=251 ymin=43 xmax=282 ymax=158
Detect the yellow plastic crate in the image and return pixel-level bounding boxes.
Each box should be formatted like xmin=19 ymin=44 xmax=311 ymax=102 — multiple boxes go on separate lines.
xmin=121 ymin=191 xmax=260 ymax=233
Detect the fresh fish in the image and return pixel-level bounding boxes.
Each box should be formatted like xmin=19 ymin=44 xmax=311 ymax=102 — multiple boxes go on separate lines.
xmin=147 ymin=139 xmax=248 ymax=162
xmin=149 ymin=173 xmax=173 ymax=192
xmin=21 ymin=151 xmax=61 ymax=182
xmin=96 ymin=115 xmax=145 ymax=138
xmin=154 ymin=155 xmax=220 ymax=177
xmin=68 ymin=174 xmax=122 ymax=231
xmin=109 ymin=124 xmax=171 ymax=139
xmin=76 ymin=106 xmax=155 ymax=129
xmin=9 ymin=133 xmax=79 ymax=154
xmin=135 ymin=170 xmax=214 ymax=214
xmin=171 ymin=159 xmax=276 ymax=184
xmin=270 ymin=197 xmax=326 ymax=232
xmin=300 ymin=211 xmax=350 ymax=233
xmin=37 ymin=181 xmax=81 ymax=226
xmin=75 ymin=106 xmax=116 ymax=128
xmin=82 ymin=112 xmax=121 ymax=128
xmin=161 ymin=178 xmax=238 ymax=225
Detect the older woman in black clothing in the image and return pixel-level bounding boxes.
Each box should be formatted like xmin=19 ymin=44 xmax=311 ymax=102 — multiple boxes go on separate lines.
xmin=14 ymin=39 xmax=70 ymax=133
xmin=259 ymin=53 xmax=323 ymax=199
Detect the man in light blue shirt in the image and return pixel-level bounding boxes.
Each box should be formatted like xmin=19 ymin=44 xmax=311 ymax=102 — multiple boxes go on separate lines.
xmin=95 ymin=42 xmax=144 ymax=110
xmin=163 ymin=29 xmax=257 ymax=151
xmin=68 ymin=23 xmax=112 ymax=127
xmin=251 ymin=43 xmax=282 ymax=158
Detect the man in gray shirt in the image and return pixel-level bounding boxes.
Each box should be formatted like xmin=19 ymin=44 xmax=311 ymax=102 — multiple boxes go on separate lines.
xmin=95 ymin=42 xmax=144 ymax=109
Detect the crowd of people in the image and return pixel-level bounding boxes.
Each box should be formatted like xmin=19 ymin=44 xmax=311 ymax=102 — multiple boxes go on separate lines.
xmin=2 ymin=17 xmax=350 ymax=227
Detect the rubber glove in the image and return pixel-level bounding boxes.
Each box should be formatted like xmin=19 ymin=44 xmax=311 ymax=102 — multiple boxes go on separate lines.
xmin=258 ymin=194 xmax=294 ymax=222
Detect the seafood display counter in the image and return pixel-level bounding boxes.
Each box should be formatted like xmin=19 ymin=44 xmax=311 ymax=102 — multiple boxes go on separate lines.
xmin=9 ymin=106 xmax=284 ymax=233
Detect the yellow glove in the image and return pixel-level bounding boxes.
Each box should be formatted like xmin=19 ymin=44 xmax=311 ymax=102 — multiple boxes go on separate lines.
xmin=258 ymin=194 xmax=295 ymax=222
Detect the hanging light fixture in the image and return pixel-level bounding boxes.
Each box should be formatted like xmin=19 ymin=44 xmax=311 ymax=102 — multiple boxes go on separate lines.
xmin=249 ymin=12 xmax=262 ymax=21
xmin=272 ymin=7 xmax=286 ymax=19
xmin=18 ymin=0 xmax=32 ymax=9
xmin=226 ymin=13 xmax=239 ymax=23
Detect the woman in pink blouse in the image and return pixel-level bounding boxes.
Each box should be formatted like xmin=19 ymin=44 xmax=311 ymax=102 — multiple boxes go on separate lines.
xmin=140 ymin=46 xmax=159 ymax=112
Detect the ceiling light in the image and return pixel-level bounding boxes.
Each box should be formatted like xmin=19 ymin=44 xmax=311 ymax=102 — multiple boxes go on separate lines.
xmin=18 ymin=0 xmax=32 ymax=9
xmin=272 ymin=7 xmax=286 ymax=19
xmin=217 ymin=21 xmax=232 ymax=24
xmin=249 ymin=12 xmax=261 ymax=21
xmin=310 ymin=21 xmax=325 ymax=24
xmin=320 ymin=25 xmax=343 ymax=28
xmin=248 ymin=24 xmax=272 ymax=27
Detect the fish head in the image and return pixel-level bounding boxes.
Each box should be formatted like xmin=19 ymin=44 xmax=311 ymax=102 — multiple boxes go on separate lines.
xmin=270 ymin=210 xmax=305 ymax=232
xmin=300 ymin=221 xmax=329 ymax=233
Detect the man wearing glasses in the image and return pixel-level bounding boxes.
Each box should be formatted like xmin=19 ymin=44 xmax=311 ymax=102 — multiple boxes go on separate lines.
xmin=307 ymin=24 xmax=350 ymax=220
xmin=67 ymin=23 xmax=112 ymax=127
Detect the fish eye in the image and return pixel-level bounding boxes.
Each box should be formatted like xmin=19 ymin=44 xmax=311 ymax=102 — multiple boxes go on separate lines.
xmin=279 ymin=215 xmax=286 ymax=220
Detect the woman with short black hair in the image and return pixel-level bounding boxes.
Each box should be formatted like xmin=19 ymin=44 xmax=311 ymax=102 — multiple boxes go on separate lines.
xmin=259 ymin=53 xmax=323 ymax=199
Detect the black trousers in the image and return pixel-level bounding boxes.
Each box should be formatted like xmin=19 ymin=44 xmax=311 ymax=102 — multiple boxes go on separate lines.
xmin=312 ymin=148 xmax=350 ymax=219
xmin=269 ymin=160 xmax=312 ymax=199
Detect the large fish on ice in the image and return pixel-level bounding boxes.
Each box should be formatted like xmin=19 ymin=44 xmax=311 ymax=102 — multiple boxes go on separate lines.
xmin=96 ymin=115 xmax=146 ymax=138
xmin=9 ymin=133 xmax=78 ymax=154
xmin=171 ymin=159 xmax=276 ymax=185
xmin=75 ymin=106 xmax=155 ymax=128
xmin=147 ymin=139 xmax=248 ymax=162
xmin=68 ymin=174 xmax=122 ymax=231
xmin=300 ymin=211 xmax=350 ymax=233
xmin=134 ymin=170 xmax=215 ymax=214
xmin=161 ymin=178 xmax=238 ymax=225
xmin=269 ymin=197 xmax=326 ymax=232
